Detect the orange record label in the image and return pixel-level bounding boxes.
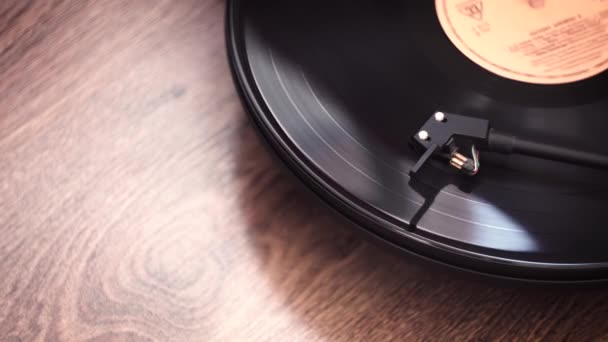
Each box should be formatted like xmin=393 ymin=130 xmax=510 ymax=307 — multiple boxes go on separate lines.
xmin=436 ymin=0 xmax=608 ymax=84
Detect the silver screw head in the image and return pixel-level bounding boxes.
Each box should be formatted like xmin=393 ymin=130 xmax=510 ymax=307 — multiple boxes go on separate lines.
xmin=418 ymin=130 xmax=430 ymax=141
xmin=434 ymin=112 xmax=446 ymax=122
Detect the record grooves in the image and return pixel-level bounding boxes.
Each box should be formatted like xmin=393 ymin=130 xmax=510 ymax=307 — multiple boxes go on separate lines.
xmin=226 ymin=0 xmax=608 ymax=282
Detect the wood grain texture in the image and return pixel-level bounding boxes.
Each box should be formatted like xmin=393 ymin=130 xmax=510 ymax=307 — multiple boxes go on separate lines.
xmin=1 ymin=1 xmax=608 ymax=341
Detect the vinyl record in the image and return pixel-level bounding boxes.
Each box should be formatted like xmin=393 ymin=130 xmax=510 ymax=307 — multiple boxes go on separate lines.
xmin=226 ymin=0 xmax=608 ymax=282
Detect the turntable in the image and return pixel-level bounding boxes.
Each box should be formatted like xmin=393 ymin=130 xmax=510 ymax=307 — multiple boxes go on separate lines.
xmin=226 ymin=0 xmax=608 ymax=282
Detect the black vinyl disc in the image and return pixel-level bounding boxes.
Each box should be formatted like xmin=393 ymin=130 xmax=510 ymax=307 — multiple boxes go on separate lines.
xmin=226 ymin=0 xmax=608 ymax=282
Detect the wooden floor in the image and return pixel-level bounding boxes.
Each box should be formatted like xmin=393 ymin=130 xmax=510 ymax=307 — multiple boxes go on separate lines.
xmin=1 ymin=1 xmax=608 ymax=341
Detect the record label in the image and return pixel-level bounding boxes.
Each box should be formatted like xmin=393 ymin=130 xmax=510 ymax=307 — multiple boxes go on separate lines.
xmin=436 ymin=0 xmax=608 ymax=84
